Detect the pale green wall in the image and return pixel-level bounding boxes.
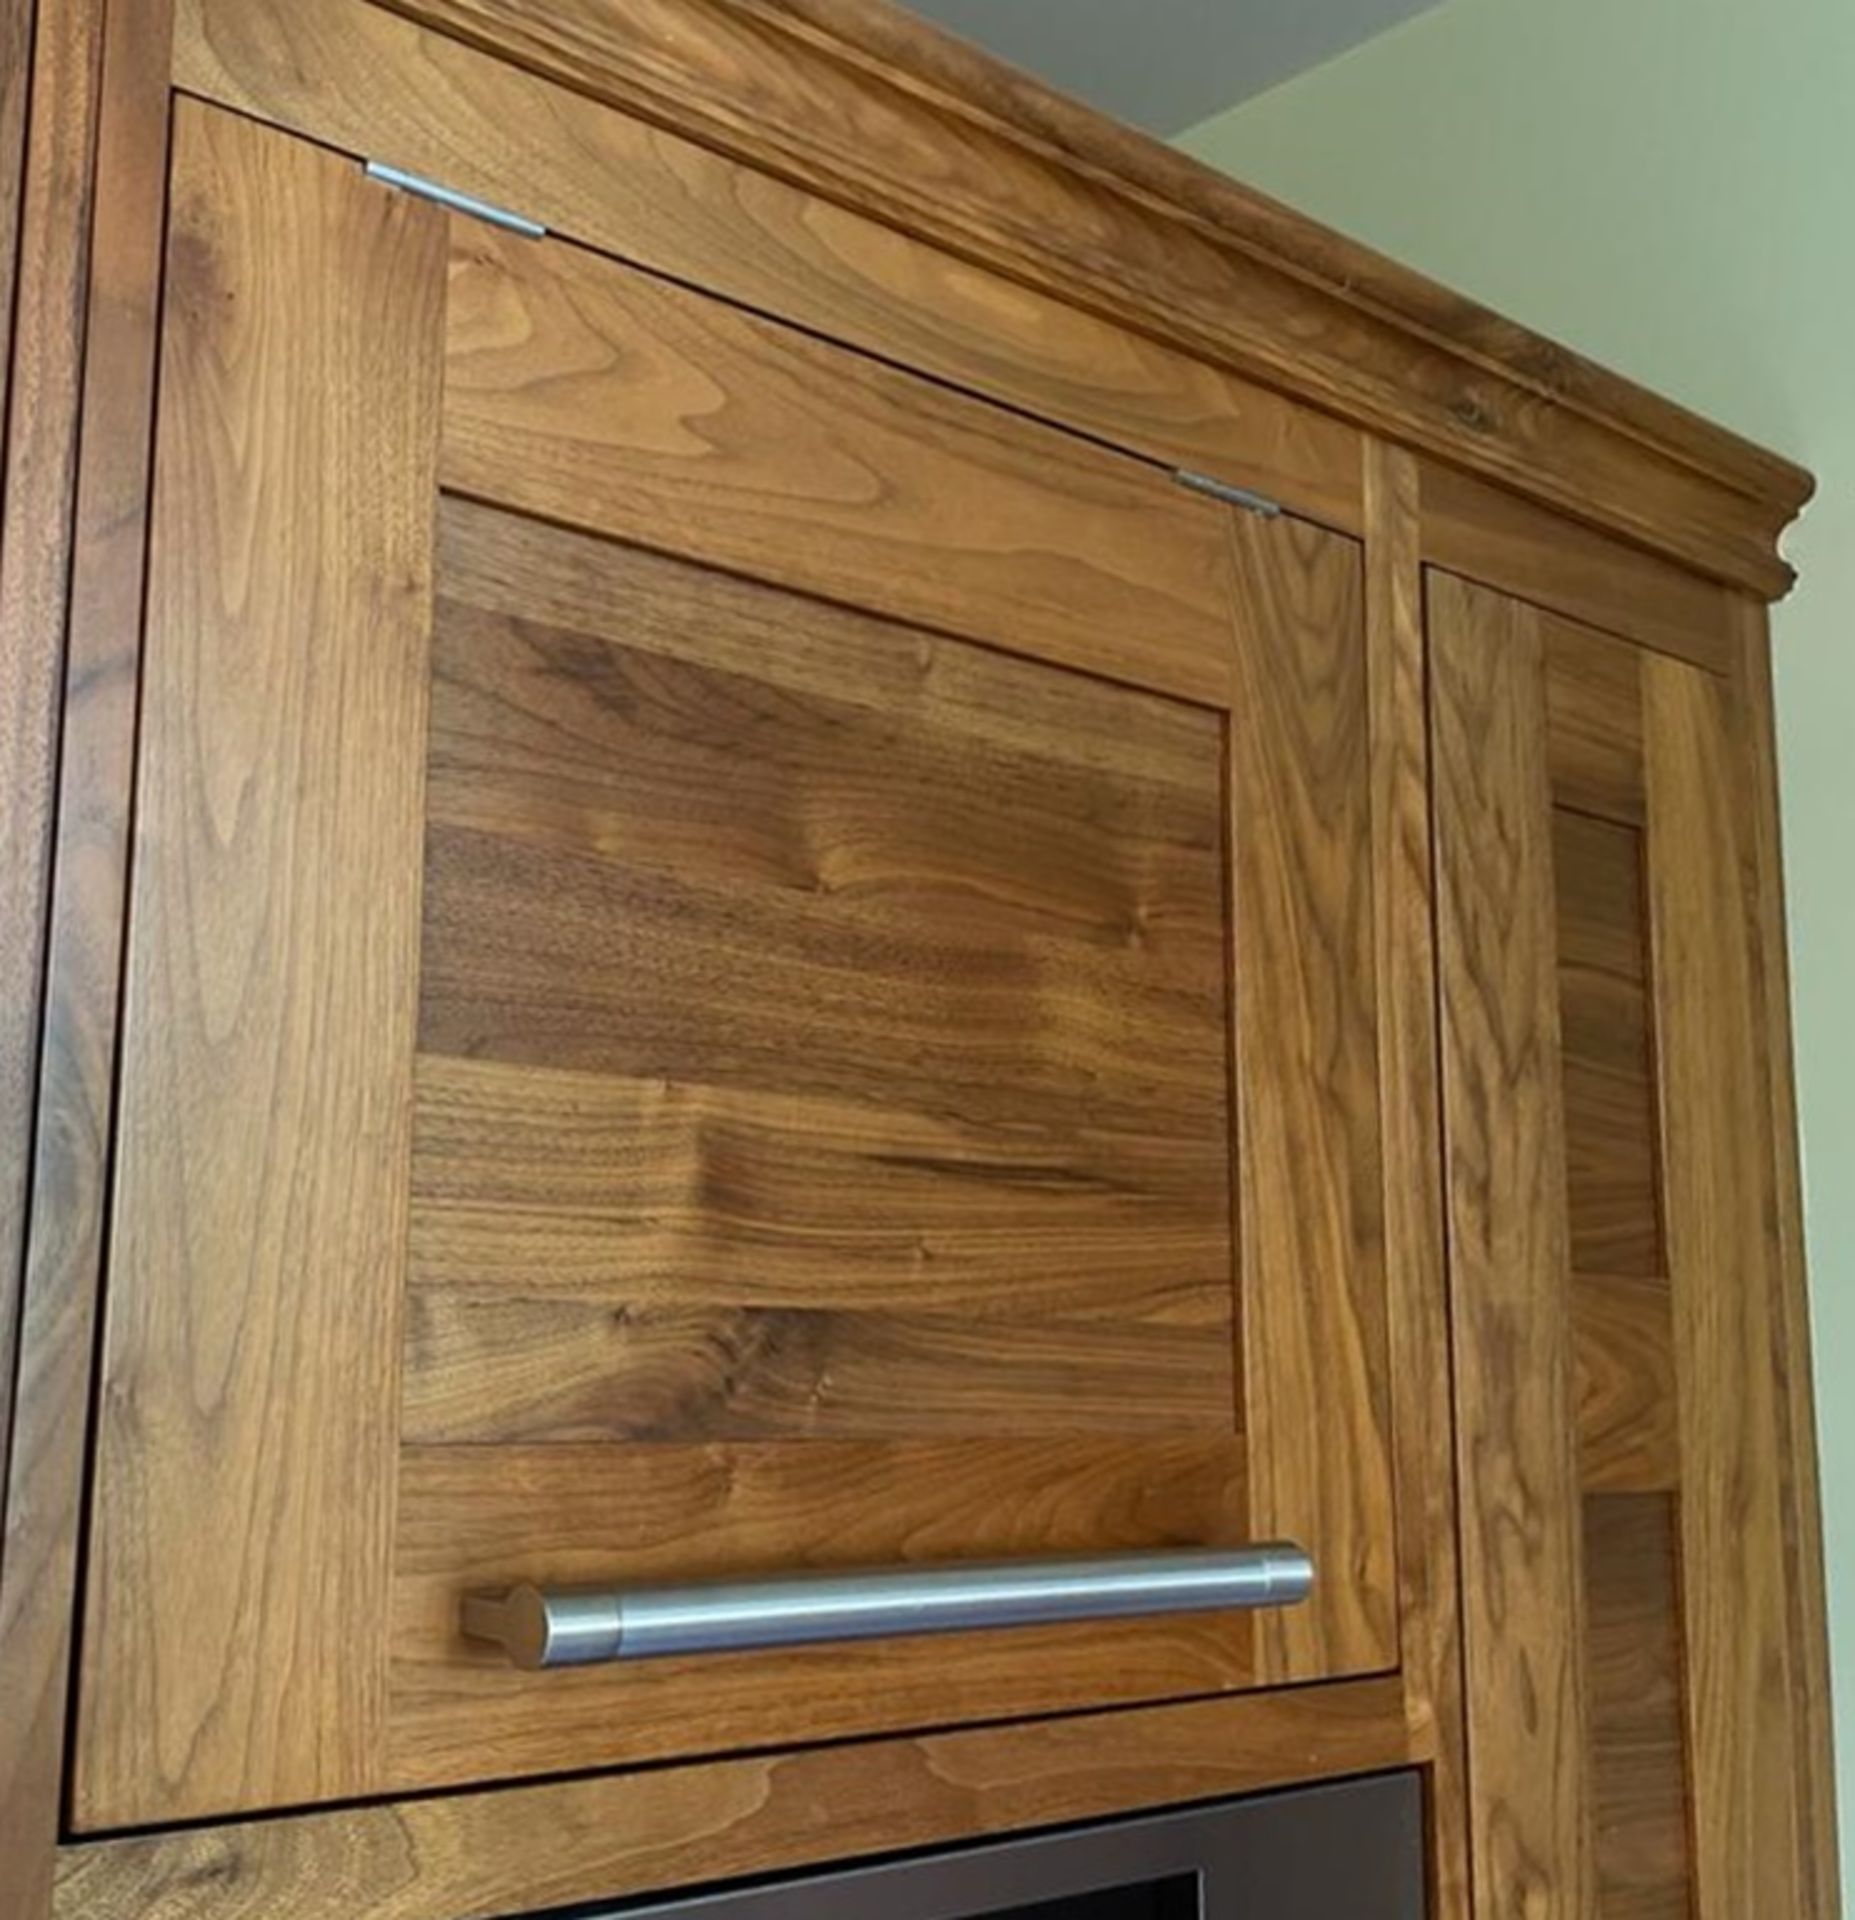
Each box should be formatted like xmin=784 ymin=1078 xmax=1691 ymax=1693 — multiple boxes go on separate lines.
xmin=1181 ymin=0 xmax=1851 ymax=1892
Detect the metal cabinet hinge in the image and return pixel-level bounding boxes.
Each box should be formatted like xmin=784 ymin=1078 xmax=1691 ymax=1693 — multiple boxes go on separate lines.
xmin=1173 ymin=468 xmax=1282 ymax=518
xmin=363 ymin=161 xmax=547 ymax=238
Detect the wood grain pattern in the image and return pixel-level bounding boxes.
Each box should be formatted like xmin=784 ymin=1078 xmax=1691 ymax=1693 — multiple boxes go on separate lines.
xmin=1421 ymin=462 xmax=1735 ymax=673
xmin=1553 ymin=804 xmax=1665 ymax=1278
xmin=0 ymin=0 xmax=27 ymax=419
xmin=1573 ymin=1275 xmax=1680 ymax=1496
xmin=0 ymin=0 xmax=30 ymax=1645
xmin=388 ymin=1437 xmax=1255 ymax=1788
xmin=430 ymin=493 xmax=1209 ymax=785
xmin=1555 ymin=811 xmax=1649 ymax=983
xmin=413 ymin=879 xmax=1215 ymax=1121
xmin=3 ymin=0 xmax=171 ymax=1501
xmin=390 ymin=471 xmax=1261 ymax=1782
xmin=0 ymin=0 xmax=105 ymax=1521
xmin=416 ymin=527 xmax=1229 ymax=1132
xmin=0 ymin=0 xmax=171 ymax=1906
xmin=174 ymin=0 xmax=1364 ymax=533
xmin=1643 ymin=651 xmax=1802 ymax=1917
xmin=423 ymin=584 xmax=1225 ymax=940
xmin=417 ymin=787 xmax=1225 ymax=1125
xmin=411 ymin=502 xmax=1234 ymax=1469
xmin=1430 ymin=569 xmax=1594 ymax=1918
xmin=408 ymin=1057 xmax=1227 ymax=1327
xmin=1366 ymin=443 xmax=1470 ymax=1920
xmin=72 ymin=103 xmax=446 ymax=1832
xmin=440 ymin=220 xmax=1233 ymax=705
xmin=1227 ymin=509 xmax=1396 ymax=1682
xmin=53 ymin=1676 xmax=1414 ymax=1920
xmin=1583 ymin=1493 xmax=1696 ymax=1918
xmin=378 ymin=0 xmax=1808 ymax=594
xmin=752 ymin=0 xmax=1805 ymax=528
xmin=1438 ymin=583 xmax=1830 ymax=1914
xmin=1545 ymin=617 xmax=1648 ymax=826
xmin=1560 ymin=961 xmax=1663 ymax=1280
xmin=1734 ymin=609 xmax=1842 ymax=1915
xmin=404 ymin=1297 xmax=1233 ymax=1444
xmin=398 ymin=1434 xmax=1248 ymax=1585
xmin=0 ymin=0 xmax=1822 ymax=1907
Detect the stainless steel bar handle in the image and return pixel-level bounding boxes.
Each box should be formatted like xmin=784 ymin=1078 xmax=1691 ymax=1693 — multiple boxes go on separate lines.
xmin=462 ymin=1545 xmax=1315 ymax=1670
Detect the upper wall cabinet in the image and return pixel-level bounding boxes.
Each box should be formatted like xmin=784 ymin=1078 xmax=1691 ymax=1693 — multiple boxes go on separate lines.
xmin=70 ymin=100 xmax=1400 ymax=1829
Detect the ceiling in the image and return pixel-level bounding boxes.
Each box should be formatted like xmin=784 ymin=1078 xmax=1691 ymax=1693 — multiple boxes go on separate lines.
xmin=896 ymin=0 xmax=1442 ymax=137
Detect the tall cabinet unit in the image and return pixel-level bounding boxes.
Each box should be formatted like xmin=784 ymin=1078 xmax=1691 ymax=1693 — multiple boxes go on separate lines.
xmin=1432 ymin=578 xmax=1823 ymax=1916
xmin=0 ymin=0 xmax=1835 ymax=1916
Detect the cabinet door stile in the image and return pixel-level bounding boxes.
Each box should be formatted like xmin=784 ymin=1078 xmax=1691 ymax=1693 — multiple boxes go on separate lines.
xmin=1732 ymin=610 xmax=1841 ymax=1917
xmin=1366 ymin=442 xmax=1470 ymax=1920
xmin=1430 ymin=571 xmax=1596 ymax=1919
xmin=1227 ymin=507 xmax=1397 ymax=1684
xmin=74 ymin=99 xmax=448 ymax=1830
xmin=1642 ymin=653 xmax=1802 ymax=1916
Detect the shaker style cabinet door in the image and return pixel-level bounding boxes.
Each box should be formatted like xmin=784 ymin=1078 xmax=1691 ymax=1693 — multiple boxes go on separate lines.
xmin=70 ymin=101 xmax=1396 ymax=1829
xmin=1430 ymin=571 xmax=1811 ymax=1916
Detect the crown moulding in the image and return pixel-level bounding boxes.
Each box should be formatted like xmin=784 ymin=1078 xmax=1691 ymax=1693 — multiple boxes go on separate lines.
xmin=376 ymin=0 xmax=1812 ymax=600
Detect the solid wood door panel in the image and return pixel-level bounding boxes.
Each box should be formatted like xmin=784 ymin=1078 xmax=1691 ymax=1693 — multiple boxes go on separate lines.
xmin=423 ymin=584 xmax=1225 ymax=973
xmin=415 ymin=512 xmax=1227 ymax=1164
xmin=411 ymin=494 xmax=1231 ymax=1435
xmin=416 ymin=812 xmax=1218 ymax=1122
xmin=73 ymin=100 xmax=446 ymax=1832
xmin=440 ymin=221 xmax=1235 ymax=706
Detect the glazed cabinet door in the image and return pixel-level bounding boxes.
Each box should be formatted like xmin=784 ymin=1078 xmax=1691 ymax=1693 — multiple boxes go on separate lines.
xmin=1430 ymin=572 xmax=1810 ymax=1916
xmin=70 ymin=100 xmax=1397 ymax=1830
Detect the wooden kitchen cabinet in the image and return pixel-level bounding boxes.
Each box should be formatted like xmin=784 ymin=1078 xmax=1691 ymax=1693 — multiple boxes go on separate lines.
xmin=1431 ymin=576 xmax=1830 ymax=1917
xmin=65 ymin=95 xmax=1396 ymax=1830
xmin=0 ymin=0 xmax=1833 ymax=1913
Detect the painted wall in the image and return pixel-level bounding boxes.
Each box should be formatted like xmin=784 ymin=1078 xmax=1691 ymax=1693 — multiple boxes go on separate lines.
xmin=1180 ymin=0 xmax=1852 ymax=1892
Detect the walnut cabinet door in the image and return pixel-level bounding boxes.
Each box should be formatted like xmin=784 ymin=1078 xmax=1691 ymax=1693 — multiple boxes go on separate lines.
xmin=72 ymin=102 xmax=1397 ymax=1829
xmin=1430 ymin=572 xmax=1812 ymax=1916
